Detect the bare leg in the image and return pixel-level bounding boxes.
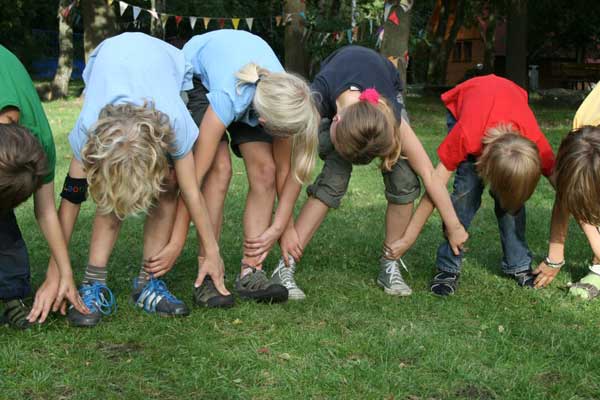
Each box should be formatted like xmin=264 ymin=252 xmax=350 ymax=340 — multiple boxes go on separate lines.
xmin=293 ymin=197 xmax=330 ymax=249
xmin=239 ymin=142 xmax=277 ymax=271
xmin=200 ymin=141 xmax=232 ymax=243
xmin=383 ymin=202 xmax=413 ymax=259
xmin=88 ymin=212 xmax=122 ymax=268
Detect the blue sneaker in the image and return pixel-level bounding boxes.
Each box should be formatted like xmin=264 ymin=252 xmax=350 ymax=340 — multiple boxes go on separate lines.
xmin=131 ymin=278 xmax=190 ymax=317
xmin=67 ymin=282 xmax=116 ymax=327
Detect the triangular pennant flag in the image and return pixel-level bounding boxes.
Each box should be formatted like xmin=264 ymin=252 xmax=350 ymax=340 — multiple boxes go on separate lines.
xmin=299 ymin=11 xmax=306 ymax=20
xmin=108 ymin=0 xmax=114 ymax=5
xmin=400 ymin=0 xmax=414 ymax=12
xmin=275 ymin=15 xmax=282 ymax=26
xmin=132 ymin=6 xmax=141 ymax=21
xmin=189 ymin=16 xmax=197 ymax=30
xmin=352 ymin=26 xmax=359 ymax=41
xmin=203 ymin=17 xmax=211 ymax=29
xmin=232 ymin=18 xmax=240 ymax=29
xmin=160 ymin=14 xmax=169 ymax=28
xmin=337 ymin=31 xmax=344 ymax=43
xmin=320 ymin=33 xmax=330 ymax=45
xmin=245 ymin=18 xmax=254 ymax=31
xmin=389 ymin=10 xmax=399 ymax=25
xmin=347 ymin=29 xmax=353 ymax=43
xmin=119 ymin=1 xmax=128 ymax=16
xmin=369 ymin=19 xmax=373 ymax=34
xmin=175 ymin=16 xmax=183 ymax=26
xmin=384 ymin=2 xmax=393 ymax=21
xmin=218 ymin=18 xmax=225 ymax=29
xmin=302 ymin=27 xmax=308 ymax=40
xmin=147 ymin=9 xmax=158 ymax=20
xmin=285 ymin=13 xmax=293 ymax=24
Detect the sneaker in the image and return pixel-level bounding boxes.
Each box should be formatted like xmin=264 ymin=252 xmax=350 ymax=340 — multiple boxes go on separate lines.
xmin=236 ymin=267 xmax=288 ymax=303
xmin=193 ymin=276 xmax=235 ymax=308
xmin=132 ymin=278 xmax=190 ymax=317
xmin=68 ymin=282 xmax=116 ymax=327
xmin=377 ymin=257 xmax=412 ymax=296
xmin=271 ymin=257 xmax=305 ymax=300
xmin=2 ymin=299 xmax=32 ymax=330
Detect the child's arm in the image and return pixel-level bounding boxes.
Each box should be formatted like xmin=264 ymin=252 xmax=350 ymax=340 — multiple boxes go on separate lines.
xmin=244 ymin=137 xmax=302 ymax=263
xmin=384 ymin=120 xmax=467 ymax=258
xmin=29 ymin=159 xmax=88 ymax=322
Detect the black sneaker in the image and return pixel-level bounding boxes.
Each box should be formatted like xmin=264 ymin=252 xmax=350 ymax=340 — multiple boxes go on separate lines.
xmin=193 ymin=276 xmax=234 ymax=308
xmin=2 ymin=299 xmax=32 ymax=330
xmin=430 ymin=271 xmax=460 ymax=296
xmin=235 ymin=267 xmax=288 ymax=303
xmin=68 ymin=282 xmax=116 ymax=327
xmin=131 ymin=278 xmax=190 ymax=317
xmin=510 ymin=270 xmax=536 ymax=288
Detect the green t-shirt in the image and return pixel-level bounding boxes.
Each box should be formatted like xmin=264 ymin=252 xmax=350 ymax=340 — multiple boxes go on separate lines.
xmin=0 ymin=45 xmax=56 ymax=184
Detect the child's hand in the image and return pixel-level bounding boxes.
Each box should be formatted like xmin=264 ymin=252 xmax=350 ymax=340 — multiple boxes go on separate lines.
xmin=195 ymin=253 xmax=230 ymax=296
xmin=244 ymin=225 xmax=283 ymax=259
xmin=280 ymin=227 xmax=303 ymax=265
xmin=383 ymin=237 xmax=413 ymax=260
xmin=28 ymin=276 xmax=59 ymax=324
xmin=532 ymin=261 xmax=561 ymax=288
xmin=144 ymin=242 xmax=184 ymax=278
xmin=56 ymin=276 xmax=89 ymax=316
xmin=446 ymin=224 xmax=469 ymax=256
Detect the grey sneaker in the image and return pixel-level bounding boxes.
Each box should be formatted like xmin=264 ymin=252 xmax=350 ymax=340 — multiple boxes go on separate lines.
xmin=271 ymin=257 xmax=305 ymax=300
xmin=236 ymin=267 xmax=288 ymax=303
xmin=377 ymin=257 xmax=412 ymax=296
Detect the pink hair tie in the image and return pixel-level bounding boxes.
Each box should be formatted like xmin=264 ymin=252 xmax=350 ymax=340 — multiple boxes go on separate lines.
xmin=359 ymin=88 xmax=380 ymax=105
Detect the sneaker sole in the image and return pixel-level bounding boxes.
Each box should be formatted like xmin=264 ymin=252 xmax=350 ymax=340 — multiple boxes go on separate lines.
xmin=238 ymin=285 xmax=289 ymax=303
xmin=287 ymin=290 xmax=306 ymax=300
xmin=377 ymin=280 xmax=412 ymax=296
xmin=194 ymin=295 xmax=235 ymax=309
xmin=68 ymin=317 xmax=102 ymax=328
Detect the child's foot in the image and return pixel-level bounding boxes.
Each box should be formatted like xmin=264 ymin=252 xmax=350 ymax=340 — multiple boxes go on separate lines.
xmin=271 ymin=257 xmax=305 ymax=300
xmin=377 ymin=258 xmax=412 ymax=296
xmin=2 ymin=299 xmax=32 ymax=330
xmin=132 ymin=278 xmax=190 ymax=317
xmin=235 ymin=267 xmax=288 ymax=303
xmin=68 ymin=282 xmax=116 ymax=327
xmin=193 ymin=276 xmax=235 ymax=308
xmin=568 ymin=269 xmax=600 ymax=300
xmin=508 ymin=269 xmax=536 ymax=288
xmin=430 ymin=270 xmax=459 ymax=296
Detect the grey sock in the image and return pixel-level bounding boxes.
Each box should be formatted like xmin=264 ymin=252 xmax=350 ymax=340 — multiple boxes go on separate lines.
xmin=136 ymin=265 xmax=151 ymax=288
xmin=82 ymin=264 xmax=107 ymax=285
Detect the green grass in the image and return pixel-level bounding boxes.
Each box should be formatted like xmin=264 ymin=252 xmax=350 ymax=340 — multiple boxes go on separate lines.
xmin=2 ymin=94 xmax=599 ymax=400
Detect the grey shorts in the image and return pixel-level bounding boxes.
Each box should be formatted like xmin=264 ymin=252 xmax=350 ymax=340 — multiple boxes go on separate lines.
xmin=306 ymin=116 xmax=420 ymax=209
xmin=186 ymin=77 xmax=272 ymax=158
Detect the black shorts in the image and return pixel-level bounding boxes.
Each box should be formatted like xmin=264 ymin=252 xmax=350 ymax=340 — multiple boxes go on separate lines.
xmin=0 ymin=210 xmax=31 ymax=300
xmin=187 ymin=77 xmax=272 ymax=158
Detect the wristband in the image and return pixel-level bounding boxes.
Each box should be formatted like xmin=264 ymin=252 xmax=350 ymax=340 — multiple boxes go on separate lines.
xmin=544 ymin=256 xmax=565 ymax=269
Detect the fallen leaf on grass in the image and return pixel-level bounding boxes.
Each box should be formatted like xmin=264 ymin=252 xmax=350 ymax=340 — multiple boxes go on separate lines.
xmin=232 ymin=319 xmax=243 ymax=325
xmin=257 ymin=347 xmax=270 ymax=354
xmin=498 ymin=325 xmax=505 ymax=333
xmin=278 ymin=352 xmax=291 ymax=360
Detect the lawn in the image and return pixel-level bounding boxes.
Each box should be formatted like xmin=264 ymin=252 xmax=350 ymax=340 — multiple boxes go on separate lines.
xmin=1 ymin=93 xmax=599 ymax=400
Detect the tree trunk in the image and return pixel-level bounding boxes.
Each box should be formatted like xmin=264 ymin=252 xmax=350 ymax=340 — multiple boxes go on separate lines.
xmin=380 ymin=6 xmax=412 ymax=85
xmin=506 ymin=0 xmax=527 ymax=88
xmin=284 ymin=0 xmax=308 ymax=76
xmin=81 ymin=0 xmax=118 ymax=63
xmin=50 ymin=1 xmax=74 ymax=99
xmin=482 ymin=12 xmax=497 ymax=73
xmin=426 ymin=0 xmax=466 ymax=85
xmin=150 ymin=0 xmax=166 ymax=38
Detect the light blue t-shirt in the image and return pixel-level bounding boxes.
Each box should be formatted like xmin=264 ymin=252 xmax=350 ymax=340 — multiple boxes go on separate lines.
xmin=69 ymin=32 xmax=198 ymax=160
xmin=182 ymin=30 xmax=284 ymax=127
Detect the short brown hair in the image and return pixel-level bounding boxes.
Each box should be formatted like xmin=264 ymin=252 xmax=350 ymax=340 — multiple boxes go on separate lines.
xmin=0 ymin=123 xmax=48 ymax=211
xmin=477 ymin=123 xmax=542 ymax=212
xmin=334 ymin=96 xmax=401 ymax=170
xmin=556 ymin=125 xmax=600 ymax=225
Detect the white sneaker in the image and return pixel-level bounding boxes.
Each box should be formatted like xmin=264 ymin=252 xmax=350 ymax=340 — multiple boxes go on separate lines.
xmin=377 ymin=257 xmax=412 ymax=296
xmin=271 ymin=257 xmax=305 ymax=300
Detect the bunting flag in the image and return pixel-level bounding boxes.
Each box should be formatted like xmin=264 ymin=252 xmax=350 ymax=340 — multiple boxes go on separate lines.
xmin=245 ymin=18 xmax=253 ymax=31
xmin=189 ymin=16 xmax=197 ymax=29
xmin=175 ymin=15 xmax=183 ymax=26
xmin=320 ymin=33 xmax=330 ymax=45
xmin=346 ymin=29 xmax=352 ymax=43
xmin=148 ymin=9 xmax=158 ymax=20
xmin=285 ymin=13 xmax=293 ymax=24
xmin=203 ymin=17 xmax=211 ymax=29
xmin=383 ymin=2 xmax=393 ymax=21
xmin=275 ymin=15 xmax=282 ymax=26
xmin=119 ymin=1 xmax=128 ymax=16
xmin=388 ymin=10 xmax=399 ymax=25
xmin=400 ymin=0 xmax=414 ymax=12
xmin=369 ymin=19 xmax=373 ymax=34
xmin=232 ymin=18 xmax=240 ymax=29
xmin=132 ymin=6 xmax=141 ymax=21
xmin=218 ymin=18 xmax=226 ymax=28
xmin=160 ymin=14 xmax=169 ymax=28
xmin=108 ymin=0 xmax=114 ymax=5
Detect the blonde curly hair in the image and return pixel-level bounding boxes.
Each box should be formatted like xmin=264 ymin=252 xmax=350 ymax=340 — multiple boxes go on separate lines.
xmin=81 ymin=102 xmax=175 ymax=219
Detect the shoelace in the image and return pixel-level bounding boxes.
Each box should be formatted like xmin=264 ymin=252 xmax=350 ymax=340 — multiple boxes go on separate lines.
xmin=277 ymin=265 xmax=297 ymax=288
xmin=80 ymin=282 xmax=116 ymax=315
xmin=382 ymin=258 xmax=408 ymax=285
xmin=140 ymin=279 xmax=182 ymax=310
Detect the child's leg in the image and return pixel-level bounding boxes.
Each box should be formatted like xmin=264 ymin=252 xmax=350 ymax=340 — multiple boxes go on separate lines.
xmin=0 ymin=210 xmax=32 ymax=329
xmin=491 ymin=194 xmax=534 ymax=285
xmin=200 ymin=141 xmax=232 ymax=243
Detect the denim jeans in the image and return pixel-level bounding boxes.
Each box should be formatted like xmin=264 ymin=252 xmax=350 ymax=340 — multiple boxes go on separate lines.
xmin=435 ymin=113 xmax=532 ymax=275
xmin=0 ymin=209 xmax=31 ymax=300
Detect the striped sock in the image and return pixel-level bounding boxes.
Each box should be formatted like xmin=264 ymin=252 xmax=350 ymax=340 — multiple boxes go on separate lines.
xmin=82 ymin=264 xmax=107 ymax=285
xmin=136 ymin=265 xmax=151 ymax=288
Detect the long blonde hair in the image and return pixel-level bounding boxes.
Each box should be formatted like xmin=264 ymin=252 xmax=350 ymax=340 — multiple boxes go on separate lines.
xmin=81 ymin=102 xmax=175 ymax=219
xmin=334 ymin=96 xmax=402 ymax=170
xmin=236 ymin=63 xmax=319 ymax=184
xmin=476 ymin=123 xmax=541 ymax=212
